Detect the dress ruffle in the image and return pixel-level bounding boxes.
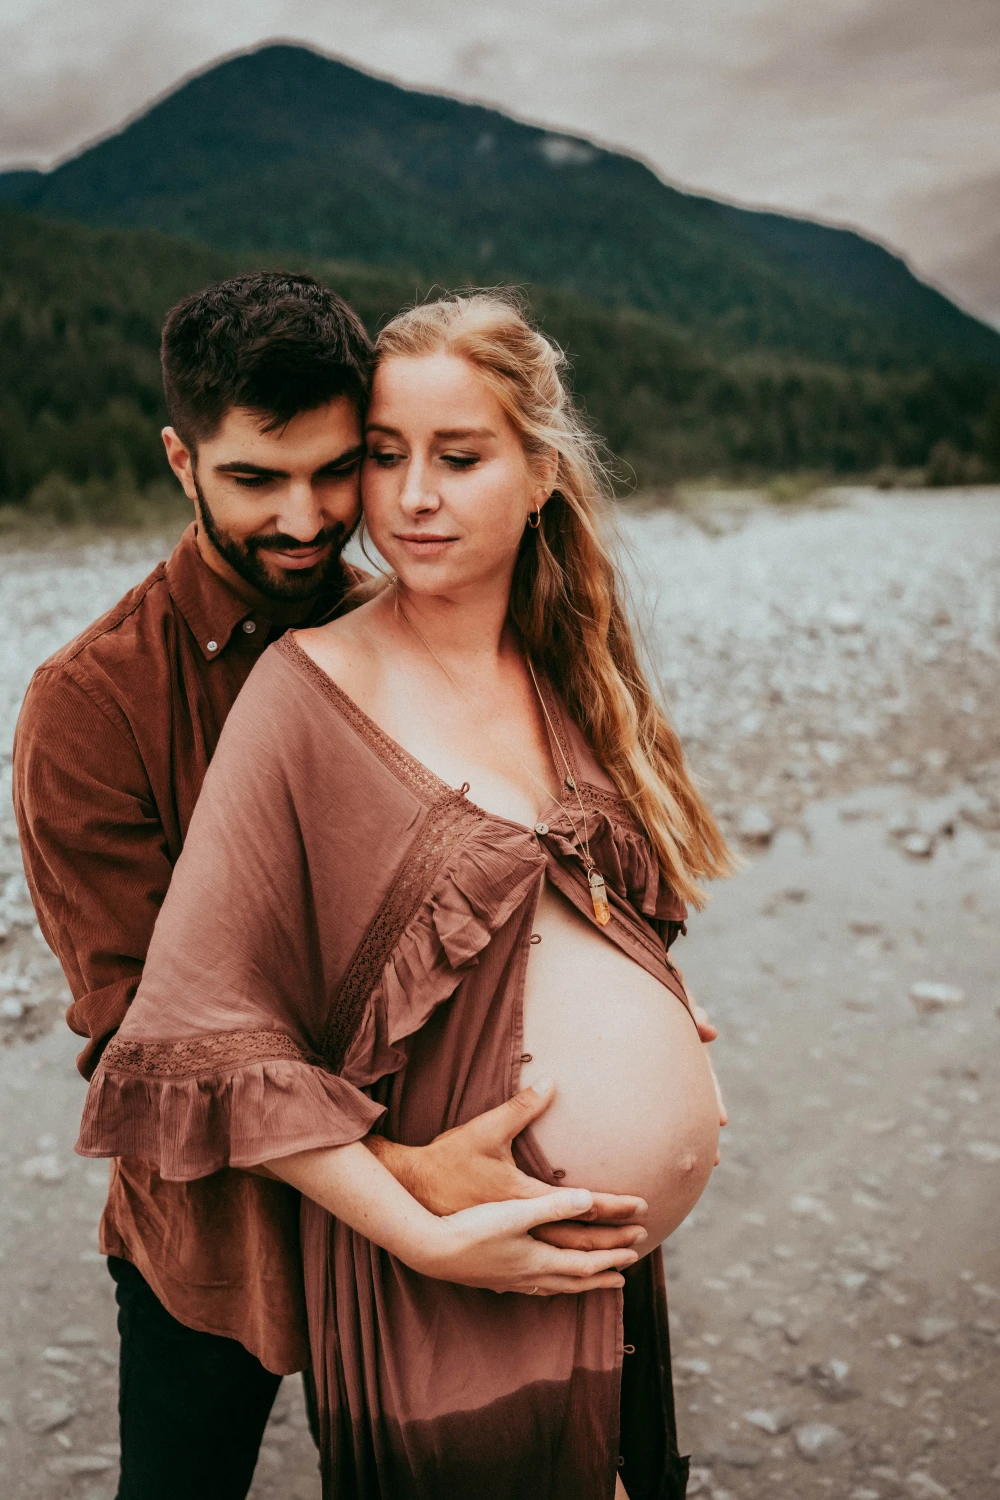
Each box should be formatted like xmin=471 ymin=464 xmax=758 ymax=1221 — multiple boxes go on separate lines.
xmin=77 ymin=1057 xmax=385 ymax=1182
xmin=341 ymin=801 xmax=684 ymax=1092
xmin=342 ymin=821 xmax=544 ymax=1089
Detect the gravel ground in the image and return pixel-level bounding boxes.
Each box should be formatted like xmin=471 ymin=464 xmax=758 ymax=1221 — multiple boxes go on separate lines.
xmin=0 ymin=488 xmax=998 ymax=1498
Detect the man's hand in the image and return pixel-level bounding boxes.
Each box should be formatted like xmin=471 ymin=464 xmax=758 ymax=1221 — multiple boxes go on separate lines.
xmin=687 ymin=994 xmax=727 ymax=1166
xmin=366 ymin=1081 xmax=648 ymax=1253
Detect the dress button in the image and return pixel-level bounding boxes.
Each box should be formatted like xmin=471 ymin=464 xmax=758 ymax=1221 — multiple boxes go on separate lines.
xmin=206 ymin=640 xmax=218 ymax=652
xmin=534 ymin=822 xmax=549 ymax=837
xmin=242 ymin=620 xmax=257 ymax=634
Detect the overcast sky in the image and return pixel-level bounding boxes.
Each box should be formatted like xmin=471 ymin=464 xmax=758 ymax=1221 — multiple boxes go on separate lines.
xmin=2 ymin=0 xmax=998 ymax=326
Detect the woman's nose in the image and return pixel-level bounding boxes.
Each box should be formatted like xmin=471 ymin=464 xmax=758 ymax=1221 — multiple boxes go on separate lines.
xmin=398 ymin=457 xmax=439 ymax=515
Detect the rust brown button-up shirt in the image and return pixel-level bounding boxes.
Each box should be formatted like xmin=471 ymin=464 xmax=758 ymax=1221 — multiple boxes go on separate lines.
xmin=13 ymin=523 xmax=357 ymax=1373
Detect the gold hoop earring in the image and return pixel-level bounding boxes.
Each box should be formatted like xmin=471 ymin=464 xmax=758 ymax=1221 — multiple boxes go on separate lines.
xmin=527 ymin=508 xmax=542 ymax=529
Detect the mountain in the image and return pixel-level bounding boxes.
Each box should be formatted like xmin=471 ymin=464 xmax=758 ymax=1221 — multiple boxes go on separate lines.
xmin=2 ymin=207 xmax=997 ymax=512
xmin=3 ymin=42 xmax=998 ymax=371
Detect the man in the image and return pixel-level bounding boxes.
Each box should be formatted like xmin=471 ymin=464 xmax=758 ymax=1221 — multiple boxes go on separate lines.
xmin=13 ymin=272 xmax=653 ymax=1499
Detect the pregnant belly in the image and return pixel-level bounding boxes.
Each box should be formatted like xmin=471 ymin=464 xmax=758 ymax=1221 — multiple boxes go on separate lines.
xmin=520 ymin=880 xmax=719 ymax=1252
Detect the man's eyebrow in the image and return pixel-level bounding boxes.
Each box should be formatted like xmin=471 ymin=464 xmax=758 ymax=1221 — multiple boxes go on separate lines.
xmin=214 ymin=461 xmax=288 ymax=478
xmin=213 ymin=443 xmax=365 ymax=479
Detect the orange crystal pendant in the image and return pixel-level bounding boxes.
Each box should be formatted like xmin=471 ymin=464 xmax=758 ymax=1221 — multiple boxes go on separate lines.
xmin=589 ymin=869 xmax=611 ymax=927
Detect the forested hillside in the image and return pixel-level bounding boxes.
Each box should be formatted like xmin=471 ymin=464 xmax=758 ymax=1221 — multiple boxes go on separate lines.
xmin=3 ymin=43 xmax=999 ymax=371
xmin=2 ymin=208 xmax=998 ymax=516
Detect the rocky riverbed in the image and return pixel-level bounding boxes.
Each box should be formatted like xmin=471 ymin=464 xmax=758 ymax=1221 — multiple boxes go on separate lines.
xmin=1 ymin=487 xmax=998 ymax=1498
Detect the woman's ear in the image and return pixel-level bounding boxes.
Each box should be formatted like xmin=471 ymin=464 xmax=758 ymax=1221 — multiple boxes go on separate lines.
xmin=534 ymin=446 xmax=560 ymax=511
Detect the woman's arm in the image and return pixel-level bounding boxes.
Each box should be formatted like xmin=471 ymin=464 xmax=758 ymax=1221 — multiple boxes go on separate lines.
xmin=266 ymin=1140 xmax=640 ymax=1296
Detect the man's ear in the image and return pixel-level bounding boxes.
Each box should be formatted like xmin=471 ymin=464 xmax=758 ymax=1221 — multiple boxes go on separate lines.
xmin=161 ymin=427 xmax=199 ymax=504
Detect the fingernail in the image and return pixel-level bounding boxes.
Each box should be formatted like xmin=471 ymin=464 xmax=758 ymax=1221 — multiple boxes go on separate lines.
xmin=566 ymin=1189 xmax=591 ymax=1211
xmin=530 ymin=1076 xmax=553 ymax=1094
xmin=632 ymin=1228 xmax=648 ymax=1243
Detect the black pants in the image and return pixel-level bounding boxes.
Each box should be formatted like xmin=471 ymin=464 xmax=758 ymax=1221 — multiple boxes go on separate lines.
xmin=109 ymin=1256 xmax=284 ymax=1500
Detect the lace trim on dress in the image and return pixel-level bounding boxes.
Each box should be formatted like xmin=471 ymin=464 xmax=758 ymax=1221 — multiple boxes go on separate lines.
xmin=102 ymin=1028 xmax=329 ymax=1079
xmin=323 ymin=795 xmax=485 ymax=1067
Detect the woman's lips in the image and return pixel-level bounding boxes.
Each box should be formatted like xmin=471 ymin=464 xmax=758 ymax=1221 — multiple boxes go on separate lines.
xmin=394 ymin=534 xmax=459 ymax=558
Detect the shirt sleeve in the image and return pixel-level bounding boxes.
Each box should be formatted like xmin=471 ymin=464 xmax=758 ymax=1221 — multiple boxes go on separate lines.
xmin=12 ymin=664 xmax=174 ymax=1079
xmin=74 ymin=660 xmax=385 ymax=1181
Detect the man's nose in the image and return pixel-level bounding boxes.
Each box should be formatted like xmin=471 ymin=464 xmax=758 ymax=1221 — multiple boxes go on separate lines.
xmin=274 ymin=481 xmax=328 ymax=540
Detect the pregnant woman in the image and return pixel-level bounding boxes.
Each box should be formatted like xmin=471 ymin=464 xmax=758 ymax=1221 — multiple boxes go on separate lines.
xmin=79 ymin=292 xmax=731 ymax=1499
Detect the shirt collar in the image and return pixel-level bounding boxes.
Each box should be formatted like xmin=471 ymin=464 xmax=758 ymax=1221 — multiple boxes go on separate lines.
xmin=164 ymin=523 xmax=357 ymax=661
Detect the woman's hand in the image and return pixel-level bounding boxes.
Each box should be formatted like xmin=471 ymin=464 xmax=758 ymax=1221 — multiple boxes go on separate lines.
xmin=367 ymin=1079 xmax=649 ymax=1253
xmin=266 ymin=1139 xmax=638 ymax=1296
xmin=412 ymin=1189 xmax=640 ymax=1295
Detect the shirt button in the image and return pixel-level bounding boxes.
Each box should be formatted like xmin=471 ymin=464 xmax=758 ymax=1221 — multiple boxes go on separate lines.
xmin=206 ymin=640 xmax=218 ymax=653
xmin=534 ymin=822 xmax=549 ymax=837
xmin=242 ymin=620 xmax=256 ymax=634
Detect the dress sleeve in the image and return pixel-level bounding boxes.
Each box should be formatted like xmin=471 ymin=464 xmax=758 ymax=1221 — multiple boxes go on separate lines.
xmin=76 ymin=659 xmax=385 ymax=1181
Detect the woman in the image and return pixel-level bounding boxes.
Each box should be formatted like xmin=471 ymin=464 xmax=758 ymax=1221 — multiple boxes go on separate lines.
xmin=80 ymin=293 xmax=732 ymax=1498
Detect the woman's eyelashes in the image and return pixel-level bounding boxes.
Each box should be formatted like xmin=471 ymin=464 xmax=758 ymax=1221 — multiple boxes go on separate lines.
xmin=366 ymin=448 xmax=480 ymax=470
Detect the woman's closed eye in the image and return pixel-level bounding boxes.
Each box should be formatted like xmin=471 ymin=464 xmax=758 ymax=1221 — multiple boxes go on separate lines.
xmin=440 ymin=452 xmax=480 ymax=470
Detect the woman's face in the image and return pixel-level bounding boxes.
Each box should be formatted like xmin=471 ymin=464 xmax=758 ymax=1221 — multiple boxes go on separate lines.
xmin=363 ymin=352 xmax=552 ymax=598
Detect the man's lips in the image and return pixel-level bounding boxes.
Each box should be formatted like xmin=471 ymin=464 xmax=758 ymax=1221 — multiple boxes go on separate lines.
xmin=264 ymin=541 xmax=333 ymax=570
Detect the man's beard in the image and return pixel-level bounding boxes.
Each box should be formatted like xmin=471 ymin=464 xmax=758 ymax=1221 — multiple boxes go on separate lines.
xmin=194 ymin=473 xmax=353 ymax=603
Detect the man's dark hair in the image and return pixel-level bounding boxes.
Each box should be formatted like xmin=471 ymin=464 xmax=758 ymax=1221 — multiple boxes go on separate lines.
xmin=161 ymin=271 xmax=373 ymax=447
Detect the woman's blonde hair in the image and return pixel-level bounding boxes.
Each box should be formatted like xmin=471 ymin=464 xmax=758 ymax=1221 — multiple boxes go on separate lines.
xmin=373 ymin=291 xmax=733 ymax=908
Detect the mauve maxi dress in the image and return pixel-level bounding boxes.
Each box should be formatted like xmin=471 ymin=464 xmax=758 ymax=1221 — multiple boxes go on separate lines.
xmin=79 ymin=632 xmax=693 ymax=1500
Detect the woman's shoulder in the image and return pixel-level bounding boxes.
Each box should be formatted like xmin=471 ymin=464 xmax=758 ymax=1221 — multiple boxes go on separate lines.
xmin=210 ymin=627 xmax=382 ymax=783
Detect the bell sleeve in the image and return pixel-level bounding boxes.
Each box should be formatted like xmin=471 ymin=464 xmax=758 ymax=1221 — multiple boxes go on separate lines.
xmin=76 ymin=650 xmax=387 ymax=1181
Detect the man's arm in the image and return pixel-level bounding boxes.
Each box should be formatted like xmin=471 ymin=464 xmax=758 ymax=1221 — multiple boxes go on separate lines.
xmin=12 ymin=666 xmax=173 ymax=1078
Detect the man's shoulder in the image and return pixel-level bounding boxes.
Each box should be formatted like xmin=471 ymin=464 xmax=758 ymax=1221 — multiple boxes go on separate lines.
xmin=27 ymin=559 xmax=174 ymax=709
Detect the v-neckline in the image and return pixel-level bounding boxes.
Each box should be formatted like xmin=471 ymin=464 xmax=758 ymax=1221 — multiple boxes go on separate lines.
xmin=279 ymin=632 xmax=576 ymax=836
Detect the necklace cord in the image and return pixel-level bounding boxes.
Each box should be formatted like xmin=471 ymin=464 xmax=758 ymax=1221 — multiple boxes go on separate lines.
xmin=393 ymin=589 xmax=597 ymax=875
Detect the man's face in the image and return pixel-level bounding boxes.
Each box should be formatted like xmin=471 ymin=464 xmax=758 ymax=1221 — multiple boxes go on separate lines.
xmin=163 ymin=399 xmax=363 ymax=602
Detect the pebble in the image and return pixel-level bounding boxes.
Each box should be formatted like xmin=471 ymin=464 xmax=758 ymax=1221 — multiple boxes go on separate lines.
xmin=826 ymin=603 xmax=863 ymax=633
xmin=901 ymin=832 xmax=934 ymax=858
xmin=965 ymin=1141 xmax=1000 ymax=1164
xmin=850 ymin=1490 xmax=882 ymax=1500
xmin=19 ymin=1153 xmax=66 ymax=1183
xmin=46 ymin=1455 xmax=116 ymax=1476
xmin=0 ymin=996 xmax=25 ymax=1020
xmin=794 ymin=1421 xmax=847 ymax=1461
xmin=905 ymin=1473 xmax=951 ymax=1499
xmin=23 ymin=1396 xmax=77 ymax=1434
xmin=712 ymin=1444 xmax=762 ymax=1468
xmin=909 ymin=982 xmax=965 ymax=1013
xmin=744 ymin=1406 xmax=797 ymax=1435
xmin=58 ymin=1325 xmax=99 ymax=1346
xmin=909 ymin=1317 xmax=958 ymax=1346
xmin=790 ymin=1192 xmax=834 ymax=1223
xmin=749 ymin=1308 xmax=786 ymax=1331
xmin=0 ymin=1398 xmax=13 ymax=1426
xmin=43 ymin=1345 xmax=82 ymax=1365
xmin=810 ymin=1358 xmax=856 ymax=1400
xmin=737 ymin=806 xmax=776 ymax=844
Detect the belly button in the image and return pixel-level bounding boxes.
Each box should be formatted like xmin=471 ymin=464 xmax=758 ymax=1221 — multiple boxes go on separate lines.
xmin=680 ymin=1152 xmax=696 ymax=1173
xmin=530 ymin=934 xmax=542 ymax=945
xmin=520 ymin=1052 xmax=533 ymax=1063
xmin=552 ymin=1169 xmax=566 ymax=1180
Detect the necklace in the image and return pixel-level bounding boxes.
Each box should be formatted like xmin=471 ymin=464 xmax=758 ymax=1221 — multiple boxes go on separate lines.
xmin=393 ymin=592 xmax=611 ymax=927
